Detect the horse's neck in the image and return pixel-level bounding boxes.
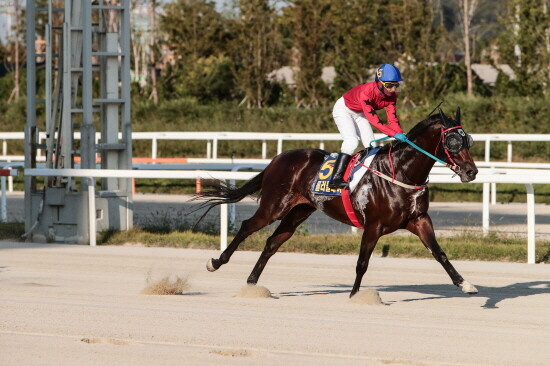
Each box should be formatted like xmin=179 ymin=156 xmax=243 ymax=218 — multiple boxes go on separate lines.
xmin=393 ymin=130 xmax=440 ymax=185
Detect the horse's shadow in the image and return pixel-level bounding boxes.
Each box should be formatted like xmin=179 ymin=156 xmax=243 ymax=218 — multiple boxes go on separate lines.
xmin=277 ymin=281 xmax=550 ymax=309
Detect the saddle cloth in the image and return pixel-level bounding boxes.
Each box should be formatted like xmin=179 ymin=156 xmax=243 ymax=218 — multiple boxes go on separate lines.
xmin=311 ymin=148 xmax=380 ymax=196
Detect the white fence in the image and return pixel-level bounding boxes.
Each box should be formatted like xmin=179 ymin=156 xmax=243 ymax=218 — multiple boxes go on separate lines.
xmin=24 ymin=167 xmax=550 ymax=264
xmin=3 ymin=131 xmax=550 ymax=162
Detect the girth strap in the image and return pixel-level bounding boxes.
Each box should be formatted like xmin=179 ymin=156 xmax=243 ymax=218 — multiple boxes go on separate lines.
xmin=341 ymin=154 xmax=364 ymax=229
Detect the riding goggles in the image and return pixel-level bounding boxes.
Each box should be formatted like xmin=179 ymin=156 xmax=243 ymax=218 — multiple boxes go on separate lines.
xmin=443 ymin=126 xmax=474 ymax=154
xmin=380 ymin=80 xmax=400 ymax=89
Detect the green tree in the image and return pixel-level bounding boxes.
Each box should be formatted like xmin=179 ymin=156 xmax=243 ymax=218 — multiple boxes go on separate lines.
xmin=232 ymin=0 xmax=281 ymax=107
xmin=160 ymin=0 xmax=235 ymax=100
xmin=283 ymin=0 xmax=332 ymax=108
xmin=389 ymin=0 xmax=444 ymax=104
xmin=330 ymin=0 xmax=386 ymax=94
xmin=498 ymin=0 xmax=550 ymax=96
xmin=161 ymin=0 xmax=227 ymax=63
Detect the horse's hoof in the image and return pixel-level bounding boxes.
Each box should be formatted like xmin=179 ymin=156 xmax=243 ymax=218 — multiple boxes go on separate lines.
xmin=460 ymin=281 xmax=478 ymax=294
xmin=206 ymin=258 xmax=218 ymax=272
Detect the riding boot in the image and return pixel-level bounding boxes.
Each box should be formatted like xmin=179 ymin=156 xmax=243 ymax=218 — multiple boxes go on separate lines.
xmin=328 ymin=153 xmax=351 ymax=189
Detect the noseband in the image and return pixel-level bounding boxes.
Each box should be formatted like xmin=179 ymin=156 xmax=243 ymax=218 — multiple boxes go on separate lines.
xmin=368 ymin=114 xmax=474 ymax=187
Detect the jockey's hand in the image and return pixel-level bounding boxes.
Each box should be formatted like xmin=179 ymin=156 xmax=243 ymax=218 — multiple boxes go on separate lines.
xmin=393 ymin=133 xmax=408 ymax=142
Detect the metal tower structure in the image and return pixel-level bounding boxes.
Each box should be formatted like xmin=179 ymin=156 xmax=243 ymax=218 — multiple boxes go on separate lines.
xmin=25 ymin=0 xmax=133 ymax=243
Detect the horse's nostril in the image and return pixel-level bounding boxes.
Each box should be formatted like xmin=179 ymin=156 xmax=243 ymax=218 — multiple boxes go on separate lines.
xmin=467 ymin=169 xmax=477 ymax=178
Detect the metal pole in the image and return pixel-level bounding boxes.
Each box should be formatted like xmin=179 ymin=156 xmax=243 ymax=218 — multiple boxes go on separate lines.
xmin=24 ymin=0 xmax=37 ymax=232
xmin=525 ymin=184 xmax=535 ymax=264
xmin=121 ymin=0 xmax=133 ymax=193
xmin=81 ymin=0 xmax=94 ymax=169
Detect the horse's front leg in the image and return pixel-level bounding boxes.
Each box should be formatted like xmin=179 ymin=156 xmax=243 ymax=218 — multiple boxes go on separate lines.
xmin=406 ymin=214 xmax=478 ymax=294
xmin=350 ymin=225 xmax=381 ymax=298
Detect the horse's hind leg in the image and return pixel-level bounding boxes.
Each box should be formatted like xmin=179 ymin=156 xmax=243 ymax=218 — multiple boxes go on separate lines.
xmin=247 ymin=204 xmax=316 ymax=285
xmin=206 ymin=210 xmax=273 ymax=272
xmin=207 ymin=194 xmax=298 ymax=272
xmin=406 ymin=214 xmax=478 ymax=294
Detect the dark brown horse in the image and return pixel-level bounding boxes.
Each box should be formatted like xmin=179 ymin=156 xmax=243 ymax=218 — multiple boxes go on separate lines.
xmin=195 ymin=108 xmax=479 ymax=297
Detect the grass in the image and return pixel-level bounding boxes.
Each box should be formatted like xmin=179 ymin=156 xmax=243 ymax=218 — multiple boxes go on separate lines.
xmin=2 ymin=221 xmax=549 ymax=263
xmin=95 ymin=227 xmax=550 ymax=264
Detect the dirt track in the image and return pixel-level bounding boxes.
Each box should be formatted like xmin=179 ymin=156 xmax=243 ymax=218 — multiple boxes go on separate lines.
xmin=1 ymin=242 xmax=549 ymax=366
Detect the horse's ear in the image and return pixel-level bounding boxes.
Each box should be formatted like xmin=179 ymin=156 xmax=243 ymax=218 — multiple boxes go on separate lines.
xmin=438 ymin=108 xmax=449 ymax=126
xmin=455 ymin=107 xmax=461 ymax=124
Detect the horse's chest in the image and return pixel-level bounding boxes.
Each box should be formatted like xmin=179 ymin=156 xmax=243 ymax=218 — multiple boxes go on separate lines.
xmin=408 ymin=188 xmax=429 ymax=215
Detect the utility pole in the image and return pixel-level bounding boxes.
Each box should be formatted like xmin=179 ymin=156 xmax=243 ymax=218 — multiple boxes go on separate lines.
xmin=149 ymin=0 xmax=158 ymax=104
xmin=2 ymin=0 xmax=22 ymax=102
xmin=460 ymin=0 xmax=478 ymax=96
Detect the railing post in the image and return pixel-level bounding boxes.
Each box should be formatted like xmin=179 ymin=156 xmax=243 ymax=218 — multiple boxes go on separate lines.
xmin=484 ymin=139 xmax=491 ymax=162
xmin=8 ymin=165 xmax=13 ymax=192
xmin=262 ymin=140 xmax=267 ymax=159
xmin=206 ymin=140 xmax=212 ymax=159
xmin=482 ymin=182 xmax=490 ymax=235
xmin=213 ymin=138 xmax=218 ymax=159
xmin=1 ymin=176 xmax=6 ymax=222
xmin=277 ymin=138 xmax=283 ymax=155
xmin=88 ymin=177 xmax=96 ymax=246
xmin=220 ymin=202 xmax=228 ymax=251
xmin=152 ymin=137 xmax=157 ymax=160
xmin=525 ymin=184 xmax=536 ymax=264
xmin=507 ymin=141 xmax=513 ymax=163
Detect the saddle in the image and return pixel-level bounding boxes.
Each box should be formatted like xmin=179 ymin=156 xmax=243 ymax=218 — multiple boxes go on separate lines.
xmin=312 ymin=148 xmax=380 ymax=196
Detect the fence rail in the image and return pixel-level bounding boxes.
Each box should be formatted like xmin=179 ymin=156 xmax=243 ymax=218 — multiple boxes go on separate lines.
xmin=23 ymin=167 xmax=550 ymax=264
xmin=3 ymin=131 xmax=550 ymax=162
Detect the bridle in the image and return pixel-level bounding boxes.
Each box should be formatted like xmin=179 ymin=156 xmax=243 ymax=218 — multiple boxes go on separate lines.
xmin=366 ymin=108 xmax=474 ymax=188
xmin=437 ymin=111 xmax=474 ymax=175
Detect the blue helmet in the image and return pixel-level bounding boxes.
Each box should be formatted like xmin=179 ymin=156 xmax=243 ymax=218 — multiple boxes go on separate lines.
xmin=375 ymin=64 xmax=403 ymax=82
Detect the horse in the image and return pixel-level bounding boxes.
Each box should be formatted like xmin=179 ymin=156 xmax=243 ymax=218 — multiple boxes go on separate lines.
xmin=194 ymin=108 xmax=479 ymax=298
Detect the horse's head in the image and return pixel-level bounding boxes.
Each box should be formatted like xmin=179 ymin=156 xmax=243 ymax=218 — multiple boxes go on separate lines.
xmin=435 ymin=107 xmax=478 ymax=182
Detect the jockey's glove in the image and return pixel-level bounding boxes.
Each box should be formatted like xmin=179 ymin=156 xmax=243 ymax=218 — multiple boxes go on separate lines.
xmin=393 ymin=133 xmax=408 ymax=142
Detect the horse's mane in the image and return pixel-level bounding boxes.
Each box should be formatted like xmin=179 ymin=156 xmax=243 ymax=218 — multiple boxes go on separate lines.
xmin=406 ymin=113 xmax=442 ymax=140
xmin=377 ymin=114 xmax=441 ymax=153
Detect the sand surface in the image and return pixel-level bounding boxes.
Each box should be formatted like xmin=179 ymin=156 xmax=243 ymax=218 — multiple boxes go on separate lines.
xmin=1 ymin=242 xmax=549 ymax=366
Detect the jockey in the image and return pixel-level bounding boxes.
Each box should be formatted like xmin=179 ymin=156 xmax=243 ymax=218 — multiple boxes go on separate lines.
xmin=329 ymin=63 xmax=408 ymax=189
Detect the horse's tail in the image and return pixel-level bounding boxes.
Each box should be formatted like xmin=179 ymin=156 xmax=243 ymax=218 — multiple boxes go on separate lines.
xmin=189 ymin=171 xmax=264 ymax=227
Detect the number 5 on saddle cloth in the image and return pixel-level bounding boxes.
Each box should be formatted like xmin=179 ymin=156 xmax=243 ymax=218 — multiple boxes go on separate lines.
xmin=311 ymin=148 xmax=380 ymax=196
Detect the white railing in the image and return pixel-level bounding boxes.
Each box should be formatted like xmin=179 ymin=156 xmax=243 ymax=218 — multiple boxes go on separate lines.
xmin=3 ymin=131 xmax=550 ymax=162
xmin=24 ymin=167 xmax=550 ymax=264
xmin=0 ymin=168 xmax=19 ymax=222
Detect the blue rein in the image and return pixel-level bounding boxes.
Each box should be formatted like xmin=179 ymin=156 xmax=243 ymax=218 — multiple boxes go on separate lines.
xmin=370 ymin=136 xmax=447 ymax=166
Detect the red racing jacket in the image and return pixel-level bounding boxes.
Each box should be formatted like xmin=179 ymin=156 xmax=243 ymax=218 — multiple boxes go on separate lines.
xmin=342 ymin=81 xmax=403 ymax=137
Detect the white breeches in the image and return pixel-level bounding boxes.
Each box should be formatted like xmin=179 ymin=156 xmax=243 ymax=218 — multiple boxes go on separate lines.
xmin=332 ymin=97 xmax=375 ymax=155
